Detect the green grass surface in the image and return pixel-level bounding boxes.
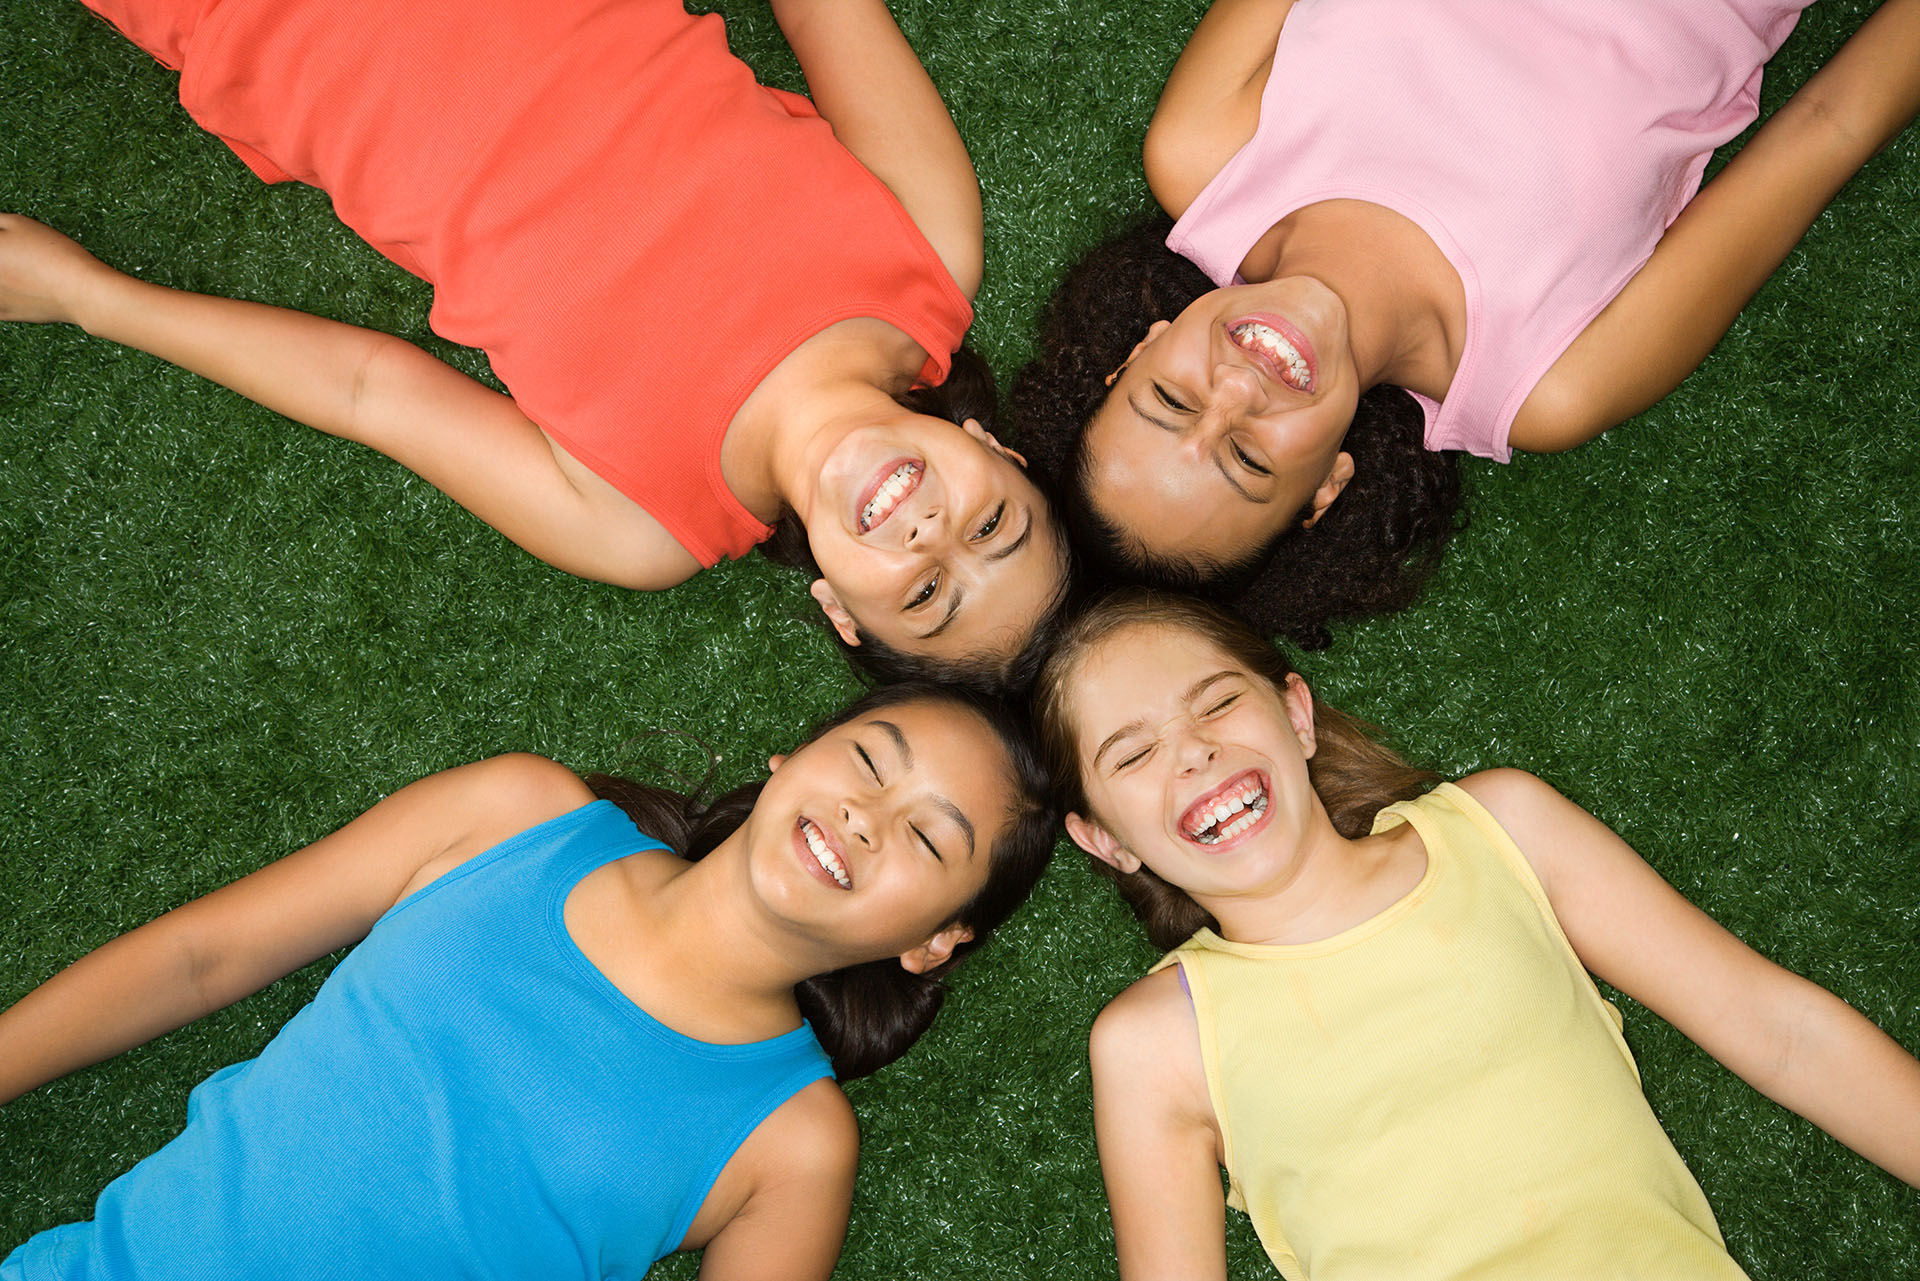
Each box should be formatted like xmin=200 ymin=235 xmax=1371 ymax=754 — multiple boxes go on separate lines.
xmin=2 ymin=0 xmax=1917 ymax=1276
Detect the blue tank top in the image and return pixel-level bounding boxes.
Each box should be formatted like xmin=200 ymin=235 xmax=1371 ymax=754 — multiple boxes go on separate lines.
xmin=4 ymin=801 xmax=835 ymax=1280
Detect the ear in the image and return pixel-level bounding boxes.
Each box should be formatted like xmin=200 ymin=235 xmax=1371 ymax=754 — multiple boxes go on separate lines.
xmin=1064 ymin=811 xmax=1142 ymax=875
xmin=766 ymin=753 xmax=787 ymax=773
xmin=808 ymin=578 xmax=862 ymax=648
xmin=1103 ymin=319 xmax=1173 ymax=387
xmin=899 ymin=921 xmax=974 ymax=975
xmin=1300 ymin=451 xmax=1355 ymax=529
xmin=961 ymin=417 xmax=1028 ymax=469
xmin=1280 ymin=672 xmax=1318 ymax=759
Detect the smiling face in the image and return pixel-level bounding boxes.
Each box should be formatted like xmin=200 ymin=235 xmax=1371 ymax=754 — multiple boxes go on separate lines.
xmin=741 ymin=698 xmax=1013 ymax=970
xmin=1061 ymin=622 xmax=1329 ymax=908
xmin=1085 ymin=278 xmax=1360 ymax=570
xmin=804 ymin=413 xmax=1067 ymax=671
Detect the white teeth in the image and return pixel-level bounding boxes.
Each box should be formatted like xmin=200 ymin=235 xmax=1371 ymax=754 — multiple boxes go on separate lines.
xmin=801 ymin=819 xmax=852 ymax=889
xmin=1184 ymin=782 xmax=1269 ymax=844
xmin=1230 ymin=322 xmax=1312 ymax=390
xmin=860 ymin=463 xmax=921 ymax=531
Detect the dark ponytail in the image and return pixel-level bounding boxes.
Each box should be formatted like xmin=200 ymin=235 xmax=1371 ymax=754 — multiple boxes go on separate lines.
xmin=592 ymin=681 xmax=1056 ymax=1079
xmin=1035 ymin=589 xmax=1439 ymax=951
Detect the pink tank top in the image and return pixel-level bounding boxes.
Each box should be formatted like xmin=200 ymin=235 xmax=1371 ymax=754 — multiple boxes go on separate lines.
xmin=1167 ymin=0 xmax=1808 ymax=460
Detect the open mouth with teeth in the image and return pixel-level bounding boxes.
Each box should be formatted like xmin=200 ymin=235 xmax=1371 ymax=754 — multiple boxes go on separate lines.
xmin=1227 ymin=316 xmax=1315 ymax=394
xmin=858 ymin=459 xmax=923 ymax=533
xmin=1179 ymin=771 xmax=1271 ymax=847
xmin=799 ymin=817 xmax=852 ymax=889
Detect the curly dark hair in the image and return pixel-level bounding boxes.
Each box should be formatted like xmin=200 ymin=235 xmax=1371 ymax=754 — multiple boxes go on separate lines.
xmin=1007 ymin=217 xmax=1465 ymax=650
xmin=760 ymin=346 xmax=1076 ymax=693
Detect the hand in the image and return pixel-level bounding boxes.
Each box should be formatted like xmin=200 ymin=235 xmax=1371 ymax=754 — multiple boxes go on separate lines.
xmin=0 ymin=214 xmax=121 ymax=326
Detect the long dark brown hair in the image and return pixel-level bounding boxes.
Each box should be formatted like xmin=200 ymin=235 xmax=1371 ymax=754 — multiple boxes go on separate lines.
xmin=588 ymin=681 xmax=1056 ymax=1079
xmin=1034 ymin=589 xmax=1438 ymax=951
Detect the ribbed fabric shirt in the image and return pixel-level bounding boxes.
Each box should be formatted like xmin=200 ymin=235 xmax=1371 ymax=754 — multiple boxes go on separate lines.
xmin=1167 ymin=0 xmax=1808 ymax=461
xmin=85 ymin=0 xmax=973 ymax=565
xmin=4 ymin=801 xmax=834 ymax=1281
xmin=1153 ymin=783 xmax=1747 ymax=1281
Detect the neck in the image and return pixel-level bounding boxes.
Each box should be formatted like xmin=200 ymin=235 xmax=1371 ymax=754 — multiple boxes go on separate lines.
xmin=1254 ymin=201 xmax=1466 ymax=401
xmin=617 ymin=835 xmax=845 ymax=1038
xmin=722 ymin=319 xmax=923 ymax=524
xmin=1197 ymin=807 xmax=1420 ymax=947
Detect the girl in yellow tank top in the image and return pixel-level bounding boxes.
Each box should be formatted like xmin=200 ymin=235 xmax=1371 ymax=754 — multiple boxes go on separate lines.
xmin=1034 ymin=590 xmax=1920 ymax=1281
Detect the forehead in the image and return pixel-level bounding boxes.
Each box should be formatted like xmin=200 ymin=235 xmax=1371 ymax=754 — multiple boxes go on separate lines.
xmin=1069 ymin=625 xmax=1242 ymax=731
xmin=863 ymin=702 xmax=1012 ymax=831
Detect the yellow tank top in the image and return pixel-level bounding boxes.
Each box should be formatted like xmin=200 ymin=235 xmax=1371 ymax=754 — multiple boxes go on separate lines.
xmin=1151 ymin=783 xmax=1747 ymax=1281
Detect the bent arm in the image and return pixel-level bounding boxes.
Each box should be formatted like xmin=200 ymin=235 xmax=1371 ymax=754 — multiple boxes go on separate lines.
xmin=0 ymin=215 xmax=701 ymax=590
xmin=1512 ymin=0 xmax=1920 ymax=451
xmin=769 ymin=0 xmax=982 ymax=299
xmin=1145 ymin=0 xmax=1295 ymax=218
xmin=1465 ymin=769 xmax=1920 ymax=1187
xmin=1092 ymin=972 xmax=1232 ymax=1281
xmin=0 ymin=755 xmax=590 ymax=1106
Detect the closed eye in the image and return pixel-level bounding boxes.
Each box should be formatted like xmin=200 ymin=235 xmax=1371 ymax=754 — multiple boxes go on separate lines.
xmin=910 ymin=824 xmax=942 ymax=861
xmin=1113 ymin=743 xmax=1154 ymax=772
xmin=1231 ymin=442 xmax=1270 ymax=476
xmin=1155 ymin=383 xmax=1192 ymax=413
xmin=856 ymin=743 xmax=882 ymax=783
xmin=1203 ymin=694 xmax=1241 ymax=717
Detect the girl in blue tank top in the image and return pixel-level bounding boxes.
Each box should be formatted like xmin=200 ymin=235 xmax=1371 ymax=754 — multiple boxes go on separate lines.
xmin=0 ymin=682 xmax=1054 ymax=1281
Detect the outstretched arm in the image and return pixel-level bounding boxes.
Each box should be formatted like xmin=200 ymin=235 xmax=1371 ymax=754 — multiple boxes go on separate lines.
xmin=769 ymin=0 xmax=982 ymax=299
xmin=0 ymin=755 xmax=590 ymax=1106
xmin=1462 ymin=769 xmax=1920 ymax=1187
xmin=1091 ymin=968 xmax=1232 ymax=1281
xmin=1512 ymin=0 xmax=1920 ymax=451
xmin=0 ymin=215 xmax=701 ymax=590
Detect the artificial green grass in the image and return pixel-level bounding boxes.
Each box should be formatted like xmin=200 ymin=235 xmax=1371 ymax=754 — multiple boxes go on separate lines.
xmin=2 ymin=0 xmax=1916 ymax=1276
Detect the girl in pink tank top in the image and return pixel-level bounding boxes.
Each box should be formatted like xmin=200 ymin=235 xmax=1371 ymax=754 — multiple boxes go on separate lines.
xmin=1012 ymin=0 xmax=1920 ymax=649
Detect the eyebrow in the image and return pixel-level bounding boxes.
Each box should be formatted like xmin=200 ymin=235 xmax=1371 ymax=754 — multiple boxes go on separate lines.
xmin=875 ymin=719 xmax=977 ymax=858
xmin=916 ymin=589 xmax=963 ymax=641
xmin=984 ymin=511 xmax=1034 ymax=564
xmin=1090 ymin=670 xmax=1239 ymax=771
xmin=874 ymin=719 xmax=914 ymax=770
xmin=1127 ymin=391 xmax=1177 ymax=434
xmin=1214 ymin=454 xmax=1268 ymax=503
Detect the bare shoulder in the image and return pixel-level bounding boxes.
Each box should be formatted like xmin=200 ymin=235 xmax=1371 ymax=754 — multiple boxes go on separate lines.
xmin=396 ymin=755 xmax=597 ymax=891
xmin=1092 ymin=965 xmax=1206 ymax=1094
xmin=760 ymin=1077 xmax=860 ymax=1180
xmin=1146 ymin=0 xmax=1296 ymax=219
xmin=694 ymin=1078 xmax=857 ymax=1236
xmin=443 ymin=754 xmax=596 ymax=829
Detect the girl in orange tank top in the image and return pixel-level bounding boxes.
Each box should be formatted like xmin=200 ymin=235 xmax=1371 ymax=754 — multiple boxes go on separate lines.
xmin=0 ymin=0 xmax=1067 ymax=691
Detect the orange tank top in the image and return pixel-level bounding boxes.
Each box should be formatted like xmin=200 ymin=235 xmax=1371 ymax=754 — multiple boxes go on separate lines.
xmin=172 ymin=0 xmax=973 ymax=564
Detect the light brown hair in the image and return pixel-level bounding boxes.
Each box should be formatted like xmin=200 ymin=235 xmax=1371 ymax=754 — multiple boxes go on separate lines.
xmin=1034 ymin=589 xmax=1439 ymax=950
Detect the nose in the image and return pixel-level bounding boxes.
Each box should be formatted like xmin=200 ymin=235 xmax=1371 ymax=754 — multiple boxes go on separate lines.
xmin=902 ymin=502 xmax=949 ymax=551
xmin=1172 ymin=722 xmax=1219 ymax=775
xmin=840 ymin=799 xmax=875 ymax=848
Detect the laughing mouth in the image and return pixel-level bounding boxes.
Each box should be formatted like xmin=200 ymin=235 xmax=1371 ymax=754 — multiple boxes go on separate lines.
xmin=1228 ymin=320 xmax=1314 ymax=393
xmin=800 ymin=817 xmax=852 ymax=889
xmin=859 ymin=461 xmax=923 ymax=533
xmin=1180 ymin=773 xmax=1270 ymax=845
